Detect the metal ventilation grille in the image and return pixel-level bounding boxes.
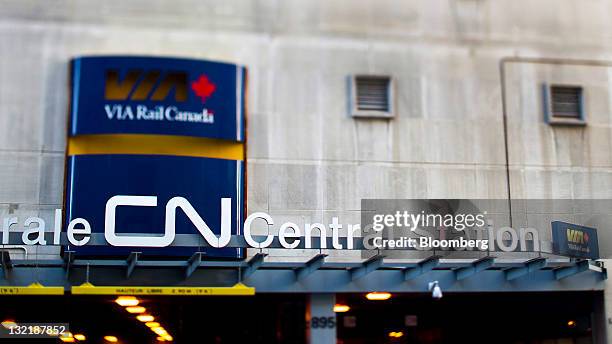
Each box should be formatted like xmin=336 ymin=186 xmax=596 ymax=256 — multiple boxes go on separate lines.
xmin=551 ymin=86 xmax=582 ymax=118
xmin=355 ymin=76 xmax=390 ymax=112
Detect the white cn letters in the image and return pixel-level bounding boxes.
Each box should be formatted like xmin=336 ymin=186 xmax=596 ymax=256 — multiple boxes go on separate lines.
xmin=104 ymin=195 xmax=231 ymax=247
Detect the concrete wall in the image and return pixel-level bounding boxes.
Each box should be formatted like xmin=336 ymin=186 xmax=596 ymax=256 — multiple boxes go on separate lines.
xmin=0 ymin=1 xmax=610 ymax=261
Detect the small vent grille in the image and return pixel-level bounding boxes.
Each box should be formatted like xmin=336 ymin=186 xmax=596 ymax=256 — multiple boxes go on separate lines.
xmin=551 ymin=86 xmax=582 ymax=119
xmin=355 ymin=76 xmax=391 ymax=112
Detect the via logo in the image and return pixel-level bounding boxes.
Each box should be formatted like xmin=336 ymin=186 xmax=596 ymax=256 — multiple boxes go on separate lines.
xmin=105 ymin=70 xmax=216 ymax=103
xmin=567 ymin=228 xmax=589 ymax=244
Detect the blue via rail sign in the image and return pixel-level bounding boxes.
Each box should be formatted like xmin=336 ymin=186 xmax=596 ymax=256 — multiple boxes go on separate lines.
xmin=551 ymin=221 xmax=599 ymax=259
xmin=65 ymin=56 xmax=246 ymax=258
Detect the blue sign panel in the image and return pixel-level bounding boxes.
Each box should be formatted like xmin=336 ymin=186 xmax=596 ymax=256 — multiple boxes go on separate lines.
xmin=552 ymin=221 xmax=599 ymax=259
xmin=65 ymin=56 xmax=246 ymax=259
xmin=65 ymin=155 xmax=243 ymax=257
xmin=70 ymin=56 xmax=245 ymax=141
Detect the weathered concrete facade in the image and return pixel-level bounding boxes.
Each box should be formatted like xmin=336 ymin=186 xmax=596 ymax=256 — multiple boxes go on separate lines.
xmin=0 ymin=0 xmax=610 ymax=255
xmin=0 ymin=2 xmax=612 ymax=336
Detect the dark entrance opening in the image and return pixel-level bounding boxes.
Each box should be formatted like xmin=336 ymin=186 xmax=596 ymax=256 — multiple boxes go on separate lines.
xmin=0 ymin=294 xmax=306 ymax=344
xmin=0 ymin=291 xmax=602 ymax=343
xmin=337 ymin=291 xmax=601 ymax=344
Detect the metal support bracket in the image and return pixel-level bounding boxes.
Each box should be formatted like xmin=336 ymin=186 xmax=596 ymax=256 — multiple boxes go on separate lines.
xmin=554 ymin=260 xmax=590 ymax=280
xmin=505 ymin=258 xmax=547 ymax=281
xmin=455 ymin=256 xmax=495 ymax=281
xmin=243 ymin=253 xmax=267 ymax=279
xmin=185 ymin=252 xmax=203 ymax=279
xmin=63 ymin=251 xmax=75 ymax=278
xmin=126 ymin=252 xmax=140 ymax=278
xmin=351 ymin=255 xmax=384 ymax=281
xmin=295 ymin=254 xmax=327 ymax=281
xmin=404 ymin=256 xmax=440 ymax=280
xmin=1 ymin=250 xmax=12 ymax=278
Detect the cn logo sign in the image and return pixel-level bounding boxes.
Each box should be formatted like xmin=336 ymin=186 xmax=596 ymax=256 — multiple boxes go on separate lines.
xmin=105 ymin=70 xmax=188 ymax=102
xmin=105 ymin=196 xmax=231 ymax=248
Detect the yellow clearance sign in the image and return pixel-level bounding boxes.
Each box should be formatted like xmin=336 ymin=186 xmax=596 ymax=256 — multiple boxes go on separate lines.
xmin=0 ymin=283 xmax=64 ymax=295
xmin=71 ymin=282 xmax=254 ymax=296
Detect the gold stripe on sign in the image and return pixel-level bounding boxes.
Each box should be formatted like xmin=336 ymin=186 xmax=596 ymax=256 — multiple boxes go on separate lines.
xmin=67 ymin=134 xmax=244 ymax=160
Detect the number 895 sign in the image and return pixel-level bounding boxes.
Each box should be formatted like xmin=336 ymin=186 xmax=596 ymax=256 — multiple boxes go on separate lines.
xmin=309 ymin=316 xmax=336 ymax=329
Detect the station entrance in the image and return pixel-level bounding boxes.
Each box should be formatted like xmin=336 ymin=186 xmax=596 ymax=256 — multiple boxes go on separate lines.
xmin=0 ymin=291 xmax=602 ymax=343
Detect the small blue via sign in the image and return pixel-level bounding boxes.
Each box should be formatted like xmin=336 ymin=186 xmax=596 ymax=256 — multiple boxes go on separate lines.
xmin=552 ymin=221 xmax=599 ymax=259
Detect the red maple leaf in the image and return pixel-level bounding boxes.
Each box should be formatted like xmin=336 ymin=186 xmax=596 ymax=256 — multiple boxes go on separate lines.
xmin=191 ymin=74 xmax=216 ymax=102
